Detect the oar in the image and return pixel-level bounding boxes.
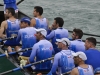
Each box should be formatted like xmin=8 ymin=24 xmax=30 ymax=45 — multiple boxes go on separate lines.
xmin=17 ymin=0 xmax=24 ymax=5
xmin=0 ymin=48 xmax=32 ymax=58
xmin=62 ymin=71 xmax=71 ymax=75
xmin=0 ymin=36 xmax=16 ymax=42
xmin=0 ymin=57 xmax=54 ymax=75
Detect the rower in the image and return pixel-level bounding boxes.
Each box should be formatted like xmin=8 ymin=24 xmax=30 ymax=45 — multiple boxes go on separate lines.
xmin=8 ymin=17 xmax=37 ymax=57
xmin=29 ymin=28 xmax=54 ymax=72
xmin=71 ymin=52 xmax=94 ymax=75
xmin=69 ymin=28 xmax=85 ymax=52
xmin=3 ymin=0 xmax=18 ymax=19
xmin=47 ymin=38 xmax=75 ymax=75
xmin=0 ymin=8 xmax=20 ymax=46
xmin=46 ymin=17 xmax=69 ymax=54
xmin=30 ymin=6 xmax=49 ymax=31
xmin=84 ymin=37 xmax=100 ymax=70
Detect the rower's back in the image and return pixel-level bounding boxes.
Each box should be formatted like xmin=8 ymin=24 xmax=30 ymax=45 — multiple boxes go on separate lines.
xmin=18 ymin=27 xmax=36 ymax=49
xmin=84 ymin=37 xmax=100 ymax=70
xmin=35 ymin=18 xmax=48 ymax=30
xmin=46 ymin=28 xmax=69 ymax=54
xmin=84 ymin=48 xmax=100 ymax=70
xmin=69 ymin=28 xmax=85 ymax=52
xmin=77 ymin=65 xmax=94 ymax=75
xmin=70 ymin=39 xmax=85 ymax=52
xmin=29 ymin=39 xmax=54 ymax=70
xmin=4 ymin=8 xmax=20 ymax=46
xmin=4 ymin=0 xmax=16 ymax=4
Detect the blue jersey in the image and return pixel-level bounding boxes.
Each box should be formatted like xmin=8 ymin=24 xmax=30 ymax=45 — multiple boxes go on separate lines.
xmin=5 ymin=19 xmax=20 ymax=46
xmin=48 ymin=50 xmax=75 ymax=75
xmin=4 ymin=0 xmax=16 ymax=4
xmin=84 ymin=48 xmax=100 ymax=69
xmin=4 ymin=0 xmax=18 ymax=11
xmin=46 ymin=28 xmax=69 ymax=53
xmin=77 ymin=65 xmax=94 ymax=75
xmin=69 ymin=39 xmax=85 ymax=52
xmin=16 ymin=27 xmax=37 ymax=57
xmin=29 ymin=39 xmax=54 ymax=70
xmin=35 ymin=18 xmax=48 ymax=31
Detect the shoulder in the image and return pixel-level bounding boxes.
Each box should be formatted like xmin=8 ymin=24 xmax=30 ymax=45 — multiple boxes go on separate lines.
xmin=63 ymin=28 xmax=68 ymax=31
xmin=33 ymin=42 xmax=39 ymax=48
xmin=71 ymin=50 xmax=75 ymax=53
xmin=1 ymin=20 xmax=7 ymax=26
xmin=30 ymin=18 xmax=36 ymax=22
xmin=55 ymin=52 xmax=61 ymax=58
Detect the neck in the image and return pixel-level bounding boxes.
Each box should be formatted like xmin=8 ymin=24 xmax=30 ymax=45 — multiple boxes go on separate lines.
xmin=39 ymin=37 xmax=45 ymax=40
xmin=37 ymin=15 xmax=42 ymax=19
xmin=78 ymin=61 xmax=85 ymax=66
xmin=9 ymin=16 xmax=15 ymax=19
xmin=88 ymin=46 xmax=95 ymax=49
xmin=62 ymin=47 xmax=68 ymax=50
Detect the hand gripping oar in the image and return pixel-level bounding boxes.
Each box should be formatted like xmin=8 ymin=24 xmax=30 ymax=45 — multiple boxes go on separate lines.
xmin=0 ymin=57 xmax=54 ymax=75
xmin=0 ymin=48 xmax=32 ymax=58
xmin=0 ymin=36 xmax=16 ymax=42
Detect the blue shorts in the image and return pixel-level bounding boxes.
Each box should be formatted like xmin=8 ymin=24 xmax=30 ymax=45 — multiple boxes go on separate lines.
xmin=4 ymin=3 xmax=18 ymax=14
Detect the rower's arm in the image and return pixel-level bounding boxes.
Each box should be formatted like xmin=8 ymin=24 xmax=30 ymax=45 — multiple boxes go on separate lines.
xmin=70 ymin=68 xmax=78 ymax=75
xmin=30 ymin=18 xmax=36 ymax=27
xmin=50 ymin=54 xmax=59 ymax=75
xmin=0 ymin=21 xmax=6 ymax=39
xmin=46 ymin=31 xmax=55 ymax=40
xmin=16 ymin=30 xmax=21 ymax=43
xmin=29 ymin=44 xmax=37 ymax=63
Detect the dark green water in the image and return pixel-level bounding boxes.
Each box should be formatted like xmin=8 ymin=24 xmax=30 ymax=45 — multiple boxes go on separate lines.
xmin=0 ymin=53 xmax=24 ymax=75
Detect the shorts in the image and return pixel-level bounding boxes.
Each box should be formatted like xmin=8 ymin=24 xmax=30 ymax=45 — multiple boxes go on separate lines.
xmin=4 ymin=3 xmax=18 ymax=14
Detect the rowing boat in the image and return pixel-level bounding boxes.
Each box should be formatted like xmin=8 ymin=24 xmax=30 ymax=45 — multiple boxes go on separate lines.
xmin=0 ymin=1 xmax=100 ymax=75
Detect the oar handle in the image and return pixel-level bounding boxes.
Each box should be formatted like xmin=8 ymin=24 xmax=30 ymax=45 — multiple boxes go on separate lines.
xmin=0 ymin=57 xmax=54 ymax=75
xmin=0 ymin=36 xmax=16 ymax=42
xmin=17 ymin=48 xmax=32 ymax=53
xmin=0 ymin=48 xmax=32 ymax=57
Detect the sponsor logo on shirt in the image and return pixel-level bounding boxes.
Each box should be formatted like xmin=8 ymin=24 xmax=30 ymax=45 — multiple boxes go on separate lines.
xmin=11 ymin=21 xmax=16 ymax=24
xmin=50 ymin=47 xmax=52 ymax=50
xmin=84 ymin=69 xmax=87 ymax=72
xmin=25 ymin=35 xmax=34 ymax=38
xmin=42 ymin=48 xmax=50 ymax=50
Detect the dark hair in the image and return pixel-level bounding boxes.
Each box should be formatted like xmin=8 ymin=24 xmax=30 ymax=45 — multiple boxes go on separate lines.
xmin=73 ymin=28 xmax=83 ymax=39
xmin=6 ymin=8 xmax=15 ymax=16
xmin=54 ymin=17 xmax=64 ymax=27
xmin=86 ymin=37 xmax=97 ymax=46
xmin=34 ymin=6 xmax=43 ymax=15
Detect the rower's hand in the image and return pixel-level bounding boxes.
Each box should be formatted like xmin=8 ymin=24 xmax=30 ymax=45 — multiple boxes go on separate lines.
xmin=37 ymin=73 xmax=42 ymax=75
xmin=49 ymin=25 xmax=53 ymax=30
xmin=8 ymin=46 xmax=12 ymax=52
xmin=15 ymin=46 xmax=21 ymax=51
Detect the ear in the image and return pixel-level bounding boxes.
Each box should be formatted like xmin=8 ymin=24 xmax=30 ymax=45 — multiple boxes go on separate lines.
xmin=76 ymin=35 xmax=79 ymax=39
xmin=56 ymin=23 xmax=59 ymax=27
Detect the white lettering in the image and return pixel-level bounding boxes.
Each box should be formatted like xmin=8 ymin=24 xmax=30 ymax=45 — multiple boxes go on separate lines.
xmin=42 ymin=48 xmax=50 ymax=50
xmin=25 ymin=35 xmax=34 ymax=38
